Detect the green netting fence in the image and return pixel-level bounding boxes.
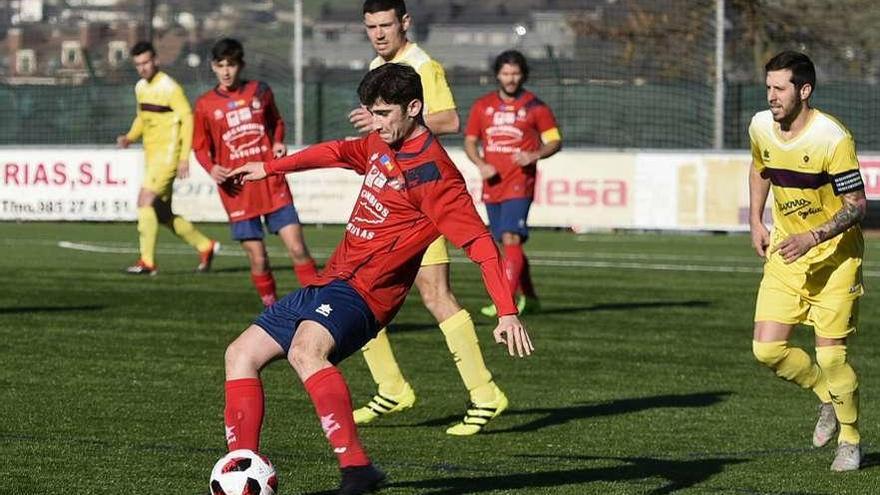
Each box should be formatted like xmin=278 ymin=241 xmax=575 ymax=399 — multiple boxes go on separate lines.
xmin=3 ymin=78 xmax=880 ymax=150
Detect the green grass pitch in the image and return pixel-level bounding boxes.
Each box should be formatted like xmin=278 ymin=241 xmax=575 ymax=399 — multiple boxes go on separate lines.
xmin=1 ymin=222 xmax=877 ymax=494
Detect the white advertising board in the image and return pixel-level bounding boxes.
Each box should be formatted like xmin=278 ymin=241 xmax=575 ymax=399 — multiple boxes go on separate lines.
xmin=3 ymin=146 xmax=875 ymax=231
xmin=1 ymin=149 xmax=143 ymax=220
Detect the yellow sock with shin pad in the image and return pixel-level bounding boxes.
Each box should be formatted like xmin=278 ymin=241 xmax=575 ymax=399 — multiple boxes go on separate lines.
xmin=440 ymin=309 xmax=495 ymax=403
xmin=752 ymin=340 xmax=831 ymax=403
xmin=361 ymin=328 xmax=408 ymax=396
xmin=816 ymin=345 xmax=860 ymax=445
xmin=136 ymin=206 xmax=159 ymax=266
xmin=170 ymin=215 xmax=212 ymax=252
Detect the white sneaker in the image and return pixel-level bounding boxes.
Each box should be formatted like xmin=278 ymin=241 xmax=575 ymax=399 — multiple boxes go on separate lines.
xmin=812 ymin=402 xmax=838 ymax=448
xmin=831 ymin=442 xmax=861 ymax=472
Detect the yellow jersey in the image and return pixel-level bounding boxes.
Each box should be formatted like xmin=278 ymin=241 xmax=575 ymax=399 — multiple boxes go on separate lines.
xmin=750 ymin=108 xmax=864 ymax=266
xmin=125 ymin=71 xmax=193 ymax=166
xmin=369 ymin=42 xmax=456 ymax=115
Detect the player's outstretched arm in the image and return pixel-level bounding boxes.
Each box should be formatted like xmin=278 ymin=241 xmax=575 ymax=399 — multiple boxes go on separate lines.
xmin=232 ymin=138 xmax=371 ymax=182
xmin=230 ymin=162 xmax=267 ymax=182
xmin=462 ymin=234 xmax=533 ymax=357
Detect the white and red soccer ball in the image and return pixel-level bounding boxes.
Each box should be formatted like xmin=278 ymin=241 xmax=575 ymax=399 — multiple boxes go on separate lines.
xmin=210 ymin=449 xmax=277 ymax=495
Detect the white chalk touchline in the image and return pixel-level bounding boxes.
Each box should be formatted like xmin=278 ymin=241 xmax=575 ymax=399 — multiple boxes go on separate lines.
xmin=41 ymin=240 xmax=880 ymax=278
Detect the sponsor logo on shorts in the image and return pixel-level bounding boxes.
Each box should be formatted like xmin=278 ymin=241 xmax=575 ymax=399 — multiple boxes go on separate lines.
xmin=316 ymin=304 xmax=333 ymax=317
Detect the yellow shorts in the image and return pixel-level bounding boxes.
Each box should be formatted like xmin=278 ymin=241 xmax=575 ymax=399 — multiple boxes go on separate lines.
xmin=142 ymin=161 xmax=177 ymax=202
xmin=754 ymin=252 xmax=863 ymax=339
xmin=420 ymin=236 xmax=450 ymax=266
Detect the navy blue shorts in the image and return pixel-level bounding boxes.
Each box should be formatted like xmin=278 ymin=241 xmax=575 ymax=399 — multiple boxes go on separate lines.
xmin=253 ymin=280 xmax=378 ymax=364
xmin=485 ymin=198 xmax=533 ymax=242
xmin=230 ymin=204 xmax=301 ymax=241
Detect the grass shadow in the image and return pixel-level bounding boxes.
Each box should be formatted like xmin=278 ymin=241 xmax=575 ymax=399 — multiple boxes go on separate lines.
xmin=0 ymin=305 xmax=105 ymax=314
xmin=537 ymin=300 xmax=711 ymax=316
xmin=387 ymin=454 xmax=747 ymax=494
xmin=415 ymin=391 xmax=732 ymax=433
xmin=859 ymin=450 xmax=880 ymax=469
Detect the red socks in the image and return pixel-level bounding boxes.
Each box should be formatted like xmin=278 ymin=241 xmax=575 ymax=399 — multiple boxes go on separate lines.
xmin=251 ymin=272 xmax=277 ymax=307
xmin=503 ymin=244 xmax=525 ymax=296
xmin=225 ymin=368 xmax=369 ymax=468
xmin=303 ymin=367 xmax=370 ymax=468
xmin=293 ymin=259 xmax=319 ymax=287
xmin=224 ymin=378 xmax=264 ymax=452
xmin=520 ymin=253 xmax=536 ymax=298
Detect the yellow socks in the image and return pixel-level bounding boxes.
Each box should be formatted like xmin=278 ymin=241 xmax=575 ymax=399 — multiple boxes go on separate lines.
xmin=170 ymin=215 xmax=212 ymax=252
xmin=136 ymin=206 xmax=159 ymax=266
xmin=440 ymin=309 xmax=495 ymax=403
xmin=361 ymin=311 xmax=496 ymax=404
xmin=752 ymin=340 xmax=830 ymax=402
xmin=361 ymin=328 xmax=408 ymax=396
xmin=816 ymin=345 xmax=860 ymax=445
xmin=140 ymin=200 xmax=212 ymax=266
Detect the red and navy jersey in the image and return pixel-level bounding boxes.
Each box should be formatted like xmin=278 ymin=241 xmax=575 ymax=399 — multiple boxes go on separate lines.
xmin=265 ymin=130 xmax=514 ymax=326
xmin=465 ymin=90 xmax=559 ymax=203
xmin=193 ymin=80 xmax=292 ymax=221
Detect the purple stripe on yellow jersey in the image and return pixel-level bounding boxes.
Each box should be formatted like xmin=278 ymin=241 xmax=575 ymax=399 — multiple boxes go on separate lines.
xmin=139 ymin=103 xmax=172 ymax=113
xmin=761 ymin=168 xmax=830 ymax=189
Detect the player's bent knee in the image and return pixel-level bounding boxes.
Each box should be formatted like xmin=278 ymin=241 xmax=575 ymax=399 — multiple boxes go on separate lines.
xmin=287 ymin=344 xmax=326 ymax=379
xmin=288 ymin=246 xmax=309 ymax=262
xmin=151 ymin=197 xmax=173 ymax=224
xmin=815 ymin=345 xmax=847 ymax=370
xmin=225 ymin=338 xmax=256 ymax=374
xmin=287 ymin=328 xmax=334 ymax=379
xmin=752 ymin=340 xmax=787 ymax=367
xmin=501 ymin=232 xmax=522 ymax=245
xmin=420 ymin=290 xmax=460 ymax=321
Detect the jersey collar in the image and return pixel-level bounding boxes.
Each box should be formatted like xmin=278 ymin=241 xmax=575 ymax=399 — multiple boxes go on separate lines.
xmin=395 ymin=131 xmax=433 ymax=160
xmin=213 ymin=80 xmax=250 ymax=98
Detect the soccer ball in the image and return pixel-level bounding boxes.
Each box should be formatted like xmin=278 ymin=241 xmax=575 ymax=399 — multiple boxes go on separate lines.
xmin=209 ymin=449 xmax=278 ymax=495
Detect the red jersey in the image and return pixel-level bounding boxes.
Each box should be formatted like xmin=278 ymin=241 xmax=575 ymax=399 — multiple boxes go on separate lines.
xmin=465 ymin=89 xmax=559 ymax=203
xmin=265 ymin=130 xmax=516 ymax=326
xmin=193 ymin=80 xmax=292 ymax=221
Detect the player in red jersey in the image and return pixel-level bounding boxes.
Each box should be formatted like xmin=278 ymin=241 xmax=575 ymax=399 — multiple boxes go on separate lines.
xmin=193 ymin=39 xmax=318 ymax=306
xmin=224 ymin=63 xmax=534 ymax=494
xmin=464 ymin=50 xmax=562 ymax=317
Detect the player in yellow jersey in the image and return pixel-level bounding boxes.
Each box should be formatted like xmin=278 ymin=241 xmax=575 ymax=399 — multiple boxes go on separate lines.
xmin=347 ymin=0 xmax=508 ymax=436
xmin=749 ymin=51 xmax=865 ymax=472
xmin=116 ymin=42 xmax=217 ymax=275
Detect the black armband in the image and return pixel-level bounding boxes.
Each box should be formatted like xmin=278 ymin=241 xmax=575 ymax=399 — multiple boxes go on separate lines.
xmin=831 ymin=170 xmax=864 ymax=195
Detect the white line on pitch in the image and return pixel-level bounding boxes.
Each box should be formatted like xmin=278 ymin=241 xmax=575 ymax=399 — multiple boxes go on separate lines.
xmin=43 ymin=240 xmax=880 ymax=278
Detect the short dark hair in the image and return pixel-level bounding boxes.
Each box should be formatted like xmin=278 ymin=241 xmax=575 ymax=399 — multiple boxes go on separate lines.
xmin=363 ymin=0 xmax=406 ymax=20
xmin=211 ymin=38 xmax=244 ymax=64
xmin=358 ymin=63 xmax=423 ymax=113
xmin=130 ymin=41 xmax=155 ymax=58
xmin=493 ymin=50 xmax=529 ymax=83
xmin=765 ymin=50 xmax=816 ymax=92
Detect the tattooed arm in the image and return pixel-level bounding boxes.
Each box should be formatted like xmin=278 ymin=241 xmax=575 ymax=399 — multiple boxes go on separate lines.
xmin=774 ymin=190 xmax=867 ymax=264
xmin=813 ymin=190 xmax=867 ymax=241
